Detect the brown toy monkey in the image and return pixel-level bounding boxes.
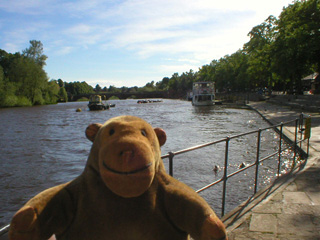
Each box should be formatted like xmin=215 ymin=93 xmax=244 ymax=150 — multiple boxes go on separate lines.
xmin=9 ymin=115 xmax=227 ymax=240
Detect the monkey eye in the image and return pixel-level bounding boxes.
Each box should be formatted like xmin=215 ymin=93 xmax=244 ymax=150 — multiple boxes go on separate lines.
xmin=141 ymin=130 xmax=147 ymax=137
xmin=109 ymin=129 xmax=115 ymax=136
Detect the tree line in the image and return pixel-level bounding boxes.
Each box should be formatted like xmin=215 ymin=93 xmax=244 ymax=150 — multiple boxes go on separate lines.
xmin=0 ymin=40 xmax=53 ymax=107
xmin=1 ymin=0 xmax=319 ymax=107
xmin=0 ymin=41 xmax=97 ymax=107
xmin=97 ymin=0 xmax=320 ymax=98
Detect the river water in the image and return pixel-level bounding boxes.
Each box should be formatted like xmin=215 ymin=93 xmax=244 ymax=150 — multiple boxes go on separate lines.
xmin=0 ymin=99 xmax=293 ymax=226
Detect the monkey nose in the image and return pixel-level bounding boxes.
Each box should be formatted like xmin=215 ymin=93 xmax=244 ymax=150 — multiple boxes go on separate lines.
xmin=120 ymin=150 xmax=134 ymax=163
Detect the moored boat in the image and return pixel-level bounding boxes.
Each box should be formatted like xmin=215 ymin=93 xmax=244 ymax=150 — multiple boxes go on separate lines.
xmin=88 ymin=95 xmax=109 ymax=111
xmin=192 ymin=82 xmax=215 ymax=106
xmin=137 ymin=99 xmax=163 ymax=104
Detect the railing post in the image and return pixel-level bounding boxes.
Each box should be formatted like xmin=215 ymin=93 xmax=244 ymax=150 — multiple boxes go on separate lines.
xmin=299 ymin=113 xmax=304 ymax=149
xmin=307 ymin=137 xmax=310 ymax=158
xmin=168 ymin=152 xmax=174 ymax=176
xmin=277 ymin=123 xmax=283 ymax=177
xmin=254 ymin=129 xmax=261 ymax=194
xmin=292 ymin=119 xmax=298 ymax=169
xmin=221 ymin=137 xmax=230 ymax=217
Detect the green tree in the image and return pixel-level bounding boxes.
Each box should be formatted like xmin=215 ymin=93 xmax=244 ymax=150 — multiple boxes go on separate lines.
xmin=141 ymin=81 xmax=156 ymax=92
xmin=44 ymin=80 xmax=60 ymax=103
xmin=273 ymin=0 xmax=320 ymax=93
xmin=57 ymin=79 xmax=64 ymax=88
xmin=58 ymin=87 xmax=68 ymax=102
xmin=22 ymin=40 xmax=48 ymax=67
xmin=95 ymin=84 xmax=102 ymax=92
xmin=178 ymin=70 xmax=195 ymax=93
xmin=0 ymin=65 xmax=4 ymax=103
xmin=65 ymin=81 xmax=94 ymax=95
xmin=0 ymin=42 xmax=55 ymax=107
xmin=7 ymin=56 xmax=48 ymax=104
xmin=244 ymin=16 xmax=277 ymax=90
xmin=168 ymin=73 xmax=179 ymax=92
xmin=198 ymin=64 xmax=215 ymax=82
xmin=108 ymin=85 xmax=120 ymax=93
xmin=156 ymin=77 xmax=170 ymax=90
xmin=213 ymin=56 xmax=234 ymax=91
xmin=145 ymin=81 xmax=155 ymax=89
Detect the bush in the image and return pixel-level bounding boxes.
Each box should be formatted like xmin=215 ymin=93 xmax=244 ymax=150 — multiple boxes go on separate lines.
xmin=16 ymin=96 xmax=32 ymax=107
xmin=2 ymin=95 xmax=18 ymax=107
xmin=33 ymin=89 xmax=45 ymax=105
xmin=77 ymin=97 xmax=89 ymax=102
xmin=109 ymin=95 xmax=120 ymax=100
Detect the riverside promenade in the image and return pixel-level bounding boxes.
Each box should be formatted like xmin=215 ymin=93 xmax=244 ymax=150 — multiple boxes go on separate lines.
xmin=224 ymin=100 xmax=320 ymax=240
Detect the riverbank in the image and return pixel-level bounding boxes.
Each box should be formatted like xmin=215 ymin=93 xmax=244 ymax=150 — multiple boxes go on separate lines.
xmin=224 ymin=100 xmax=320 ymax=239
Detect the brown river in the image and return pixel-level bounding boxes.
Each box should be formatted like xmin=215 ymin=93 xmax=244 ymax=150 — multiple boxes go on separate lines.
xmin=0 ymin=99 xmax=294 ymax=226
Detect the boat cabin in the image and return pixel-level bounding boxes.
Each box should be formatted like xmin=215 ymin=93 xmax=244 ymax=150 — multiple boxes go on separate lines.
xmin=192 ymin=82 xmax=215 ymax=106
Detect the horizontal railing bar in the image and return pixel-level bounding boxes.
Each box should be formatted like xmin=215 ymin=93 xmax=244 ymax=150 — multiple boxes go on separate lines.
xmin=196 ymin=178 xmax=224 ymax=193
xmin=162 ymin=119 xmax=298 ymax=160
xmin=228 ymin=129 xmax=260 ymax=139
xmin=259 ymin=151 xmax=279 ymax=163
xmin=0 ymin=224 xmax=9 ymax=236
xmin=196 ymin=161 xmax=259 ymax=194
xmin=162 ymin=138 xmax=226 ymax=158
xmin=224 ymin=150 xmax=280 ymax=181
xmin=227 ymin=162 xmax=256 ymax=178
xmin=195 ymin=151 xmax=278 ymax=194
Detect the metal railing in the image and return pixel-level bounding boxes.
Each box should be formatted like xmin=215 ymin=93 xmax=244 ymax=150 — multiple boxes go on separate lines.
xmin=161 ymin=113 xmax=311 ymax=217
xmin=0 ymin=114 xmax=311 ymax=238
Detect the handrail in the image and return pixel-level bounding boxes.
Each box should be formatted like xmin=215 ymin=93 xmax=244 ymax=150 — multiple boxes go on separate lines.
xmin=161 ymin=113 xmax=311 ymax=217
xmin=0 ymin=114 xmax=311 ymax=236
xmin=0 ymin=225 xmax=9 ymax=237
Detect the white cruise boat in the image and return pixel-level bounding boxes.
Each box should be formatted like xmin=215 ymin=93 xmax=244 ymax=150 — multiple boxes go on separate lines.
xmin=192 ymin=82 xmax=215 ymax=106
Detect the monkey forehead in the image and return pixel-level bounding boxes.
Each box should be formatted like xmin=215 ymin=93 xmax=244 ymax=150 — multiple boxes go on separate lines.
xmin=103 ymin=115 xmax=150 ymax=126
xmin=98 ymin=116 xmax=157 ymax=139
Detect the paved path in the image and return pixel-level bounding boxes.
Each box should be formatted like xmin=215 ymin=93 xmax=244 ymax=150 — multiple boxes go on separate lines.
xmin=224 ymin=101 xmax=320 ymax=240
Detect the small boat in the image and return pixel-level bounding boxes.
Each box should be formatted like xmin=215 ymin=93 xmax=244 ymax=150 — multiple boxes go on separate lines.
xmin=192 ymin=82 xmax=215 ymax=106
xmin=137 ymin=99 xmax=163 ymax=104
xmin=88 ymin=95 xmax=109 ymax=111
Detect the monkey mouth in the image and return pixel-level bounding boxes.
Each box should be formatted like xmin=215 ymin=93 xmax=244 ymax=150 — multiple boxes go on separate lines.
xmin=102 ymin=161 xmax=152 ymax=175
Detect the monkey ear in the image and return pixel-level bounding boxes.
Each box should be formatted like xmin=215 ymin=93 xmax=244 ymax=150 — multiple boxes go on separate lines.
xmin=85 ymin=123 xmax=103 ymax=142
xmin=154 ymin=128 xmax=166 ymax=147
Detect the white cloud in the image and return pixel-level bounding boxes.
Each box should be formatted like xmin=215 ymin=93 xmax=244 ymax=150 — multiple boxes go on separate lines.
xmin=177 ymin=58 xmax=201 ymax=64
xmin=3 ymin=43 xmax=20 ymax=53
xmin=90 ymin=0 xmax=258 ymax=61
xmin=159 ymin=63 xmax=200 ymax=75
xmin=67 ymin=24 xmax=93 ymax=35
xmin=55 ymin=46 xmax=74 ymax=56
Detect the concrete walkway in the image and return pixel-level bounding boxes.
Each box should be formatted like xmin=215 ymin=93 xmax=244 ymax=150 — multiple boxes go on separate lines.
xmin=224 ymin=100 xmax=320 ymax=240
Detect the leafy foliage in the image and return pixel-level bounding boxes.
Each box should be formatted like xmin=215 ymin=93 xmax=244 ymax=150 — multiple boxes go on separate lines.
xmin=0 ymin=42 xmax=53 ymax=107
xmin=64 ymin=81 xmax=94 ymax=100
xmin=0 ymin=40 xmax=95 ymax=107
xmin=22 ymin=40 xmax=47 ymax=67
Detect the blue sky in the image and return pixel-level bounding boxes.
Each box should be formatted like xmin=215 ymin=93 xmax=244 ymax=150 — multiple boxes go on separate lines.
xmin=0 ymin=0 xmax=293 ymax=88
